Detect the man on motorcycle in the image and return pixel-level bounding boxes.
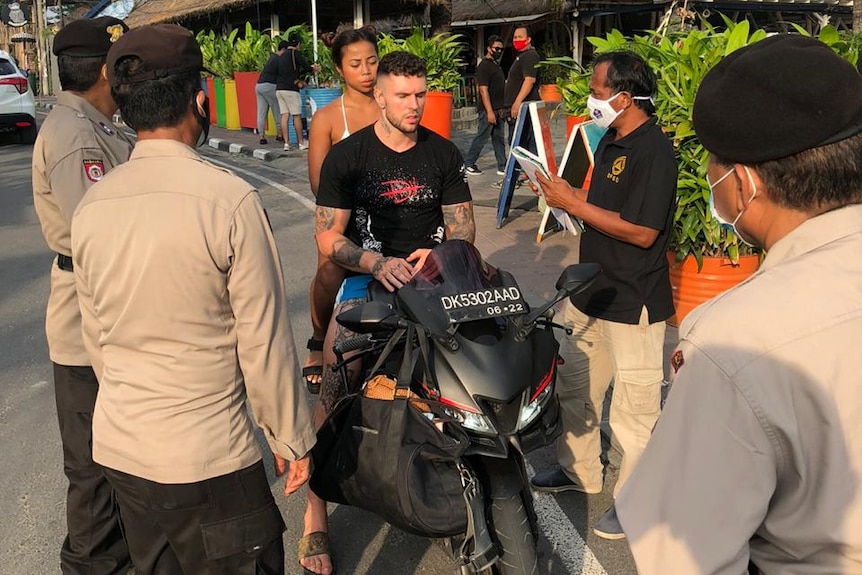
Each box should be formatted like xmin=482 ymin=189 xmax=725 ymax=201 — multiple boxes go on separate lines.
xmin=617 ymin=35 xmax=862 ymax=574
xmin=303 ymin=50 xmax=475 ymax=575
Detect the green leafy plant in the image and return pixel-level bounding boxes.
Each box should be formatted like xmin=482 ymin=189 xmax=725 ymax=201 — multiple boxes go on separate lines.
xmin=232 ymin=22 xmax=273 ymax=72
xmin=196 ymin=29 xmax=237 ymax=79
xmin=377 ymin=28 xmax=464 ymax=92
xmin=536 ymin=44 xmax=570 ymax=86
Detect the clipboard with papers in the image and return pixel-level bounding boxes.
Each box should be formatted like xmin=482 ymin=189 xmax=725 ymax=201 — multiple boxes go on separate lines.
xmin=511 ymin=146 xmax=582 ymax=239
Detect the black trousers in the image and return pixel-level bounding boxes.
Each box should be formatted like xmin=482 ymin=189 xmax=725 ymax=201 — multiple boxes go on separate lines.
xmin=104 ymin=461 xmax=286 ymax=575
xmin=54 ymin=363 xmax=130 ymax=575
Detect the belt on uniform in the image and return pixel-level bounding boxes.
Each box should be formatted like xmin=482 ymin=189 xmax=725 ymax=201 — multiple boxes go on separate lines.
xmin=57 ymin=253 xmax=74 ymax=272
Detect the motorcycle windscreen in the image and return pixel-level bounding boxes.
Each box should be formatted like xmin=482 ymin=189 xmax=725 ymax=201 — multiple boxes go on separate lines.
xmin=400 ymin=239 xmax=529 ymax=326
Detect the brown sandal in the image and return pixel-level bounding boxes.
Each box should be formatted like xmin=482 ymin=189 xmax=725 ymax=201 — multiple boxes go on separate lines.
xmin=298 ymin=531 xmax=336 ymax=575
xmin=302 ymin=338 xmax=324 ymax=394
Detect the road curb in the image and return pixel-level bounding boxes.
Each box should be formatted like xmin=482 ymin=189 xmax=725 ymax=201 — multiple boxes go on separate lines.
xmin=207 ymin=138 xmax=281 ymax=161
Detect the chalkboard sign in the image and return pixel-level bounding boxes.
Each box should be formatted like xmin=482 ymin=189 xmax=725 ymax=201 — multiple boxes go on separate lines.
xmin=495 ymin=101 xmax=557 ymax=228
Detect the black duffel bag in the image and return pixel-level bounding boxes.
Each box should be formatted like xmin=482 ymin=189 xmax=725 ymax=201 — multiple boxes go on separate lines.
xmin=310 ymin=325 xmax=470 ymax=538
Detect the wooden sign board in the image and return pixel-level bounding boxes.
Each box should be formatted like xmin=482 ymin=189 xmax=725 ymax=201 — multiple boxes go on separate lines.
xmin=495 ymin=101 xmax=557 ymax=228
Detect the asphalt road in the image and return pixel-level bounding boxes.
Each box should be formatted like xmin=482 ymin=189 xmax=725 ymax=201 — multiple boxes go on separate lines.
xmin=0 ymin=130 xmax=637 ymax=575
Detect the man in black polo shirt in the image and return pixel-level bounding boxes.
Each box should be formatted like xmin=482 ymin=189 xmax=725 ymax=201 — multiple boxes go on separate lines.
xmin=504 ymin=25 xmax=540 ymax=139
xmin=463 ymin=35 xmax=506 ymax=176
xmin=531 ymin=51 xmax=677 ymax=541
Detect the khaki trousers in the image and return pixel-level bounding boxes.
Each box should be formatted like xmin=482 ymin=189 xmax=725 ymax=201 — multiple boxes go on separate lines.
xmin=556 ymin=302 xmax=665 ymax=497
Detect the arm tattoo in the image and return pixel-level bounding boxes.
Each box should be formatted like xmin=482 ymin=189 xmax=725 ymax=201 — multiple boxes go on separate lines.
xmin=371 ymin=256 xmax=390 ymax=276
xmin=315 ymin=206 xmax=336 ymax=234
xmin=331 ymin=238 xmax=366 ymax=270
xmin=442 ymin=202 xmax=476 ymax=243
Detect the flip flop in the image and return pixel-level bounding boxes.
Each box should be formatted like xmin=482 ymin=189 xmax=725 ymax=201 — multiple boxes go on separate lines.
xmin=298 ymin=531 xmax=336 ymax=575
xmin=303 ymin=338 xmax=324 ymax=395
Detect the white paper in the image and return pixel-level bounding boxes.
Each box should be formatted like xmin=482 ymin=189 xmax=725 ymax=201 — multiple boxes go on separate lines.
xmin=512 ymin=146 xmax=582 ymax=236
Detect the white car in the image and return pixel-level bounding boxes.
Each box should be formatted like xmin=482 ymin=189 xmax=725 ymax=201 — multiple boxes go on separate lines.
xmin=0 ymin=50 xmax=37 ymax=144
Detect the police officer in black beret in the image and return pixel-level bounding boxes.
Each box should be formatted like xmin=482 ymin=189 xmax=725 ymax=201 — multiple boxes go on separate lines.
xmin=617 ymin=35 xmax=862 ymax=574
xmin=32 ymin=16 xmax=132 ymax=575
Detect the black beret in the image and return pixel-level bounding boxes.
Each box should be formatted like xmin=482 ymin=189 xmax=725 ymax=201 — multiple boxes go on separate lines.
xmin=693 ymin=34 xmax=862 ymax=163
xmin=53 ymin=17 xmax=128 ymax=57
xmin=106 ymin=24 xmax=203 ymax=87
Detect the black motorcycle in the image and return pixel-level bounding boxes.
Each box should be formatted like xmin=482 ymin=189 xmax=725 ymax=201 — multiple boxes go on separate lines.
xmin=326 ymin=240 xmax=599 ymax=575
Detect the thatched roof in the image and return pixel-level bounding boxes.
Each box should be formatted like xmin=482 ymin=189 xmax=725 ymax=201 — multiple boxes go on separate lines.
xmin=124 ymin=0 xmax=263 ymax=27
xmin=451 ymin=0 xmax=574 ymax=25
xmin=125 ymin=0 xmax=447 ymax=29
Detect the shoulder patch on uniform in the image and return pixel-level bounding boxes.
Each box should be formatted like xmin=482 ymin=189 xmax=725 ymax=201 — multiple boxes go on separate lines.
xmin=83 ymin=159 xmax=105 ymax=182
xmin=98 ymin=122 xmax=115 ymax=136
xmin=671 ymin=349 xmax=684 ymax=374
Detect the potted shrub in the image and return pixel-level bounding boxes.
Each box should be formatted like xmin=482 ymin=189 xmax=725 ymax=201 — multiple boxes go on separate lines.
xmin=566 ymin=17 xmax=862 ymax=324
xmin=197 ymin=29 xmax=238 ymax=129
xmin=536 ymin=46 xmax=568 ymax=103
xmin=378 ymin=28 xmax=464 ymax=139
xmin=232 ymin=23 xmax=274 ymax=131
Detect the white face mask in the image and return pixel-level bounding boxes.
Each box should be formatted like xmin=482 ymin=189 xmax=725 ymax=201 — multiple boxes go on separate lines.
xmin=587 ymin=93 xmax=623 ymax=128
xmin=707 ymin=166 xmax=758 ymax=247
xmin=587 ymin=92 xmax=653 ymax=128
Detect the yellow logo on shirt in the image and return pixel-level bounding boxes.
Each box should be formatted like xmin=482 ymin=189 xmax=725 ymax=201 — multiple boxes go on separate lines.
xmin=612 ymin=156 xmax=627 ymax=175
xmin=606 ymin=155 xmax=627 ymax=183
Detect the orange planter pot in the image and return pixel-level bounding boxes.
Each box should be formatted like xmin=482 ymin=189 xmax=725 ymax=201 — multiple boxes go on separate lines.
xmin=667 ymin=252 xmax=760 ymax=326
xmin=233 ymin=71 xmax=259 ymax=130
xmin=420 ymin=91 xmax=453 ymax=139
xmin=205 ymin=76 xmax=217 ymax=125
xmin=566 ymin=114 xmax=589 ymax=139
xmin=539 ymin=84 xmax=562 ymax=103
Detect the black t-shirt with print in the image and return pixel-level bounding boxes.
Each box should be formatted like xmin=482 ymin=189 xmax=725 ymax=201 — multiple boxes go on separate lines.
xmin=317 ymin=124 xmax=472 ymax=259
xmin=475 ymin=57 xmax=505 ymax=111
xmin=572 ymin=117 xmax=677 ymax=324
xmin=504 ymin=47 xmax=540 ymax=107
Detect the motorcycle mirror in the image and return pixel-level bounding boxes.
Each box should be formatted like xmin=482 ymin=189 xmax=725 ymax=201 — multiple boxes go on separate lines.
xmin=335 ymin=301 xmax=403 ymax=334
xmin=517 ymin=263 xmax=602 ymax=332
xmin=556 ymin=263 xmax=601 ymax=296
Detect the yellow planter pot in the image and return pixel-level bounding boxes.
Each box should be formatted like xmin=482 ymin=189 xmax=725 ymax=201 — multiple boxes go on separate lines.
xmin=223 ymin=79 xmax=241 ymax=131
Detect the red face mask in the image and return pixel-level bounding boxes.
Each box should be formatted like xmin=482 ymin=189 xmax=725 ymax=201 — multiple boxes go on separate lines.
xmin=513 ymin=38 xmax=529 ymax=52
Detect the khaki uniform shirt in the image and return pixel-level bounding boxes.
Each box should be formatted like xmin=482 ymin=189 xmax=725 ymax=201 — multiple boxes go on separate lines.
xmin=617 ymin=204 xmax=862 ymax=574
xmin=71 ymin=139 xmax=316 ymax=483
xmin=32 ymin=91 xmax=132 ymax=365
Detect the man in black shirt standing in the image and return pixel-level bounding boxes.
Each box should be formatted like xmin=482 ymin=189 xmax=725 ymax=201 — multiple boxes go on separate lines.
xmin=276 ymin=35 xmax=312 ymax=151
xmin=504 ymin=25 xmax=540 ymax=141
xmin=530 ymin=51 xmax=677 ymax=541
xmin=464 ymin=35 xmax=506 ymax=176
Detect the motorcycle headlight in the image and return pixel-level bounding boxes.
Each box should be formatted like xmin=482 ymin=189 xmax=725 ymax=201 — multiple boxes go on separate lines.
xmin=442 ymin=405 xmax=496 ymax=434
xmin=518 ymin=363 xmax=555 ymax=430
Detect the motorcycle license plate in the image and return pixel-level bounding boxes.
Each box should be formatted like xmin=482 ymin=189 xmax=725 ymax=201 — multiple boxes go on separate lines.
xmin=440 ymin=287 xmax=527 ymax=323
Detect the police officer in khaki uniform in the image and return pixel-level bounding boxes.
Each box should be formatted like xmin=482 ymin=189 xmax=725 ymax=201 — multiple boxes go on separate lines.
xmin=31 ymin=16 xmax=131 ymax=575
xmin=617 ymin=36 xmax=862 ymax=574
xmin=71 ymin=24 xmax=316 ymax=575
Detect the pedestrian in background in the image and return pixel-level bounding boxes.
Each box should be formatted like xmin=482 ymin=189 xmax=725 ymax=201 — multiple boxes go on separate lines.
xmin=463 ymin=35 xmax=507 ymax=177
xmin=277 ymin=34 xmax=312 ymax=151
xmin=256 ymin=39 xmax=287 ymax=145
xmin=531 ymin=50 xmax=677 ymax=541
xmin=617 ymin=35 xmax=862 ymax=575
xmin=31 ymin=16 xmax=132 ymax=575
xmin=72 ymin=23 xmax=316 ymax=574
xmin=504 ymin=25 xmax=540 ymax=142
